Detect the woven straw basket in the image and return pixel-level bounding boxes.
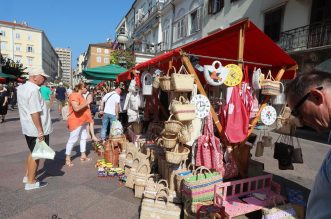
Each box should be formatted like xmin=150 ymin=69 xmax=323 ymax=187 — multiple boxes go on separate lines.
xmin=171 ymin=65 xmax=194 ymax=92
xmin=158 ymin=133 xmax=177 ymax=149
xmin=164 ymin=114 xmax=183 ymax=134
xmin=152 ymin=76 xmax=160 ymax=89
xmin=165 ymin=144 xmax=190 ymax=165
xmin=171 ymin=96 xmax=196 ymax=121
xmin=261 ymin=71 xmax=284 ymax=96
xmin=160 ymin=66 xmax=176 ymax=91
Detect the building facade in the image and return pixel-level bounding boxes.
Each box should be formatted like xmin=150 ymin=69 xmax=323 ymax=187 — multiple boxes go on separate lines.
xmin=72 ymin=53 xmax=86 ymax=86
xmin=0 ymin=20 xmax=60 ymax=80
xmin=84 ymin=42 xmax=113 ymax=69
xmin=115 ymin=0 xmax=331 ymax=73
xmin=55 ymin=48 xmax=72 ymax=85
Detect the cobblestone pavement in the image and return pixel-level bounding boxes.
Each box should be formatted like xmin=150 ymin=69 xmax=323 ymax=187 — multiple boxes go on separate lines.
xmin=0 ymin=104 xmax=330 ymax=218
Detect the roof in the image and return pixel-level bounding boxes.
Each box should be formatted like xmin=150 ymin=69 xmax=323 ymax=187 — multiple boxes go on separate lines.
xmin=83 ymin=64 xmax=127 ymax=80
xmin=117 ymin=20 xmax=297 ymax=83
xmin=89 ymin=42 xmax=114 ymax=48
xmin=0 ymin=20 xmax=38 ymax=31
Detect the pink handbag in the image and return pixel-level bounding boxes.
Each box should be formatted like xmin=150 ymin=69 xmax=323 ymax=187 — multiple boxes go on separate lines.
xmin=196 ymin=114 xmax=224 ymax=173
xmin=223 ymin=85 xmax=249 ymax=143
xmin=242 ymin=66 xmax=253 ymax=118
xmin=223 ymin=149 xmax=239 ymax=179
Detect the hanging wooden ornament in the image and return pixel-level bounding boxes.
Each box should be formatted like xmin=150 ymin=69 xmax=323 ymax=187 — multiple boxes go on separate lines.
xmin=260 ymin=105 xmax=277 ymax=126
xmin=224 ymin=64 xmax=243 ymax=87
xmin=191 ymin=94 xmax=211 ymax=119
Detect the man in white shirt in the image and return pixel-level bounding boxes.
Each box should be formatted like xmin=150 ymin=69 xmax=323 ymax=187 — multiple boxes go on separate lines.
xmin=99 ymin=88 xmax=121 ymax=140
xmin=17 ymin=69 xmax=53 ymax=190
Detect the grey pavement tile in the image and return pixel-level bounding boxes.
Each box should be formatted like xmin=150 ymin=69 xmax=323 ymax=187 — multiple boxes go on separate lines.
xmin=110 ymin=186 xmax=142 ymax=206
xmin=77 ymin=196 xmax=140 ymax=219
xmin=8 ymin=204 xmax=75 ymax=219
xmin=82 ymin=175 xmax=123 ymax=196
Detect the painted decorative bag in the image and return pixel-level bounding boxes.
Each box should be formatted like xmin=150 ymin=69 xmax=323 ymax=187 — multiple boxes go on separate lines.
xmin=141 ymin=71 xmax=153 ymax=95
xmin=171 ymin=96 xmax=196 ymax=121
xmin=171 ymin=65 xmax=194 ymax=92
xmin=261 ymin=71 xmax=284 ymax=96
xmin=252 ymin=67 xmax=264 ymax=90
xmin=203 ymin=61 xmax=229 ymax=86
xmin=196 ymin=114 xmax=224 ymax=172
xmin=182 ymin=166 xmax=223 ymax=203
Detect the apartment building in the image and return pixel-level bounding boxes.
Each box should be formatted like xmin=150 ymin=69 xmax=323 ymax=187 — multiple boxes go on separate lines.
xmin=72 ymin=53 xmax=86 ymax=86
xmin=84 ymin=42 xmax=113 ymax=68
xmin=55 ymin=48 xmax=72 ymax=85
xmin=115 ymin=0 xmax=331 ymax=73
xmin=0 ymin=20 xmax=59 ymax=80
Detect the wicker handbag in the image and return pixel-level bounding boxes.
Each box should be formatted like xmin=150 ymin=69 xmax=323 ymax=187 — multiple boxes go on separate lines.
xmin=166 ymin=144 xmax=190 ymax=165
xmin=143 ymin=179 xmax=168 ymax=199
xmin=182 ymin=166 xmax=223 ymax=203
xmin=171 ymin=65 xmax=194 ymax=92
xmin=158 ymin=132 xmax=178 ymax=149
xmin=140 ymin=188 xmax=181 ymax=219
xmin=261 ymin=71 xmax=284 ymax=96
xmin=160 ymin=66 xmax=175 ymax=91
xmin=164 ymin=114 xmax=183 ymax=134
xmin=134 ymin=174 xmax=159 ymax=199
xmin=152 ymin=76 xmax=160 ymax=89
xmin=171 ymin=96 xmax=196 ymax=121
xmin=175 ymin=163 xmax=194 ymax=194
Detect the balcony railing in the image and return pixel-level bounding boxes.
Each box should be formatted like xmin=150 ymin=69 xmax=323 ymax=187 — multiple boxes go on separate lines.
xmin=279 ymin=22 xmax=331 ymax=52
xmin=133 ymin=42 xmax=169 ymax=55
xmin=134 ymin=1 xmax=163 ymax=29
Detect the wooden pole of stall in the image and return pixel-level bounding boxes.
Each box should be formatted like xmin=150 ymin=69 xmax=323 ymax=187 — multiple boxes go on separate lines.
xmin=181 ymin=54 xmax=223 ymax=136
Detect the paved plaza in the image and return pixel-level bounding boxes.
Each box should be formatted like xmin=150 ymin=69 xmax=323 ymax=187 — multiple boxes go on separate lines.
xmin=0 ymin=104 xmax=330 ymax=218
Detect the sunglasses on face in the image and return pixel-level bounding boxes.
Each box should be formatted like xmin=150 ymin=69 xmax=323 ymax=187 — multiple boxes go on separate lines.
xmin=291 ymin=86 xmax=323 ymax=117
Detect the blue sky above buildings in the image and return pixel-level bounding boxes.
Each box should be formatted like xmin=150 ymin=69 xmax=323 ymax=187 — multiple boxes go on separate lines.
xmin=1 ymin=0 xmax=133 ymax=68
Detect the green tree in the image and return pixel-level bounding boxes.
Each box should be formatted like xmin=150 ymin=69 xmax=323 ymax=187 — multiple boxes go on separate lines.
xmin=109 ymin=50 xmax=135 ymax=69
xmin=0 ymin=55 xmax=26 ymax=79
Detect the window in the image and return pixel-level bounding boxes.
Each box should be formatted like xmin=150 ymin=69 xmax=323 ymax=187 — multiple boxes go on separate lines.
xmin=190 ymin=8 xmax=201 ymax=34
xmin=264 ymin=7 xmax=284 ymax=42
xmin=15 ymin=44 xmax=21 ymax=52
xmin=104 ymin=49 xmax=109 ymax=54
xmin=174 ymin=18 xmax=187 ymax=41
xmin=97 ymin=48 xmax=101 ymax=53
xmin=16 ymin=32 xmax=20 ymax=39
xmin=104 ymin=57 xmax=109 ymax=63
xmin=14 ymin=56 xmax=22 ymax=63
xmin=0 ymin=41 xmax=7 ymax=50
xmin=208 ymin=0 xmax=224 ymax=14
xmin=96 ymin=56 xmax=101 ymax=63
xmin=27 ymin=57 xmax=33 ymax=66
xmin=0 ymin=30 xmax=5 ymax=37
xmin=162 ymin=27 xmax=170 ymax=50
xmin=27 ymin=45 xmax=34 ymax=53
xmin=28 ymin=34 xmax=32 ymax=41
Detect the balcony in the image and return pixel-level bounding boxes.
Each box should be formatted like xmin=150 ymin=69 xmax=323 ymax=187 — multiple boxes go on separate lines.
xmin=133 ymin=42 xmax=169 ymax=55
xmin=278 ymin=22 xmax=331 ymax=53
xmin=134 ymin=1 xmax=163 ymax=30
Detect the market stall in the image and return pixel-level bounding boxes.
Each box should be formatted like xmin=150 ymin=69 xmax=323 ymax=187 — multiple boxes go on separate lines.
xmin=94 ymin=19 xmax=303 ymax=218
xmin=83 ymin=64 xmax=127 ymax=80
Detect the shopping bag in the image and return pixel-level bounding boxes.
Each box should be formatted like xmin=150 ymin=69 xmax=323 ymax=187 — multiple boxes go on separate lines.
xmin=62 ymin=104 xmax=69 ymax=121
xmin=110 ymin=120 xmax=123 ymax=136
xmin=31 ymin=140 xmax=55 ymax=160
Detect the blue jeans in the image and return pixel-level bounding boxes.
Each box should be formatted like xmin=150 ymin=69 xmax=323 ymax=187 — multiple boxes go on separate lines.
xmin=100 ymin=113 xmax=117 ymax=140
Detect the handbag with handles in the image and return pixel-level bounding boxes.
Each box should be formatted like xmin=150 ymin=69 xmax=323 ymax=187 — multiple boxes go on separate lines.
xmin=274 ymin=135 xmax=294 ymax=170
xmin=31 ymin=140 xmax=56 ymax=160
xmin=252 ymin=67 xmax=264 ymax=90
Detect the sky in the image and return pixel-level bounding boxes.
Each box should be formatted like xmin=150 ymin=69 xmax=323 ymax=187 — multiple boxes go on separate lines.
xmin=1 ymin=0 xmax=134 ymax=68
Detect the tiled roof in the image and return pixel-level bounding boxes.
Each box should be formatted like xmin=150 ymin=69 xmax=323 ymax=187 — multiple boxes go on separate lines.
xmin=0 ymin=20 xmax=38 ymax=30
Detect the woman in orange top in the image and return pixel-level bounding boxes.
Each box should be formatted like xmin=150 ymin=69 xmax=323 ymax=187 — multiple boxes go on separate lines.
xmin=65 ymin=83 xmax=93 ymax=167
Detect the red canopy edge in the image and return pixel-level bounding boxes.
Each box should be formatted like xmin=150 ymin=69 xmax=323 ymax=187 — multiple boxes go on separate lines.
xmin=116 ymin=20 xmax=297 ymax=82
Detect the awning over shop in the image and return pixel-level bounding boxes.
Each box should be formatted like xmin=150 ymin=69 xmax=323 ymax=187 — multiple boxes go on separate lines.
xmin=117 ymin=20 xmax=297 ymax=82
xmin=0 ymin=72 xmax=17 ymax=79
xmin=83 ymin=64 xmax=127 ymax=80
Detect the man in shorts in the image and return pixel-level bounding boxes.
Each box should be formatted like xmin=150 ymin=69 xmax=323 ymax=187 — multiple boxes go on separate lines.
xmin=17 ymin=69 xmax=53 ymax=190
xmin=55 ymin=82 xmax=66 ymax=115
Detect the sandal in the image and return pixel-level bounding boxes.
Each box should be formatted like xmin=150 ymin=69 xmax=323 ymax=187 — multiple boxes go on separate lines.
xmin=80 ymin=157 xmax=92 ymax=162
xmin=65 ymin=159 xmax=74 ymax=167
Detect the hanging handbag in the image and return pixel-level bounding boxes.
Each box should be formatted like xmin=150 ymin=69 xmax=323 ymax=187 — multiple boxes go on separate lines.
xmin=252 ymin=67 xmax=264 ymax=90
xmin=171 ymin=65 xmax=194 ymax=92
xmin=261 ymin=71 xmax=284 ymax=96
xmin=242 ymin=65 xmax=253 ymax=119
xmin=255 ymin=133 xmax=264 ymax=157
xmin=160 ymin=66 xmax=175 ymax=91
xmin=274 ymin=135 xmax=294 ymax=170
xmin=141 ymin=71 xmax=153 ymax=95
xmin=291 ymin=136 xmax=303 ymax=164
xmin=250 ymin=93 xmax=259 ymax=118
xmin=203 ymin=61 xmax=229 ymax=86
xmin=171 ymin=96 xmax=196 ymax=121
xmin=223 ymin=147 xmax=239 ymax=179
xmin=262 ymin=131 xmax=273 ymax=147
xmin=223 ymin=85 xmax=249 ymax=143
xmin=196 ymin=114 xmax=224 ymax=172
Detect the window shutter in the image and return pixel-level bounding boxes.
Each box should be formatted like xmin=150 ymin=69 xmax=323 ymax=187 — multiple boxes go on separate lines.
xmin=173 ymin=23 xmax=177 ymax=41
xmin=208 ymin=0 xmax=213 ymax=14
xmin=197 ymin=7 xmax=202 ymax=31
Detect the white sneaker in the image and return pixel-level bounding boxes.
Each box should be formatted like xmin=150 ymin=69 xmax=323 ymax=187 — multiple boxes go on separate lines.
xmin=23 ymin=176 xmax=28 ymax=184
xmin=24 ymin=181 xmax=48 ymax=190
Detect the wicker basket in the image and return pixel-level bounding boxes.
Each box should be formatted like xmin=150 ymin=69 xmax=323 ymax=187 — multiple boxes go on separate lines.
xmin=143 ymin=179 xmax=169 ymax=199
xmin=171 ymin=96 xmax=196 ymax=121
xmin=166 ymin=144 xmax=190 ymax=165
xmin=158 ymin=133 xmax=178 ymax=149
xmin=132 ymin=122 xmax=143 ymax=134
xmin=152 ymin=76 xmax=160 ymax=89
xmin=160 ymin=67 xmax=176 ymax=91
xmin=178 ymin=125 xmax=191 ymax=143
xmin=164 ymin=114 xmax=183 ymax=134
xmin=175 ymin=163 xmax=194 ymax=194
xmin=171 ymin=65 xmax=194 ymax=92
xmin=261 ymin=71 xmax=284 ymax=96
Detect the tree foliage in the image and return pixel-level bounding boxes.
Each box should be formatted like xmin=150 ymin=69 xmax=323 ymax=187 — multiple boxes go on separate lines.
xmin=109 ymin=50 xmax=135 ymax=69
xmin=0 ymin=55 xmax=27 ymax=79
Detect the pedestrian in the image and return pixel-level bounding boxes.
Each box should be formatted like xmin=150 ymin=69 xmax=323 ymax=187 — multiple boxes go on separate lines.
xmin=17 ymin=69 xmax=52 ymax=190
xmin=10 ymin=82 xmax=18 ymax=110
xmin=83 ymin=86 xmax=99 ymax=142
xmin=99 ymin=87 xmax=121 ymax=141
xmin=6 ymin=82 xmax=13 ymax=110
xmin=65 ymin=83 xmax=93 ymax=167
xmin=40 ymin=82 xmax=53 ymax=109
xmin=285 ymin=70 xmax=331 ymax=219
xmin=0 ymin=84 xmax=9 ymax=123
xmin=55 ymin=82 xmax=66 ymax=116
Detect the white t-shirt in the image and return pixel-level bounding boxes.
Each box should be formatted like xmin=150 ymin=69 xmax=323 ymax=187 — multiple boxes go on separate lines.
xmin=102 ymin=91 xmax=120 ymax=115
xmin=17 ymin=81 xmax=53 ymax=137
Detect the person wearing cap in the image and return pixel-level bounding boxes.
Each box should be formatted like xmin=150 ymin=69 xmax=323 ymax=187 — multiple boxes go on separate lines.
xmin=17 ymin=69 xmax=52 ymax=190
xmin=55 ymin=82 xmax=67 ymax=116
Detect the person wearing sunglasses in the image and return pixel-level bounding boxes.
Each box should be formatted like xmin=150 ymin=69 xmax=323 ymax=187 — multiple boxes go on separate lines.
xmin=285 ymin=70 xmax=331 ymax=219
